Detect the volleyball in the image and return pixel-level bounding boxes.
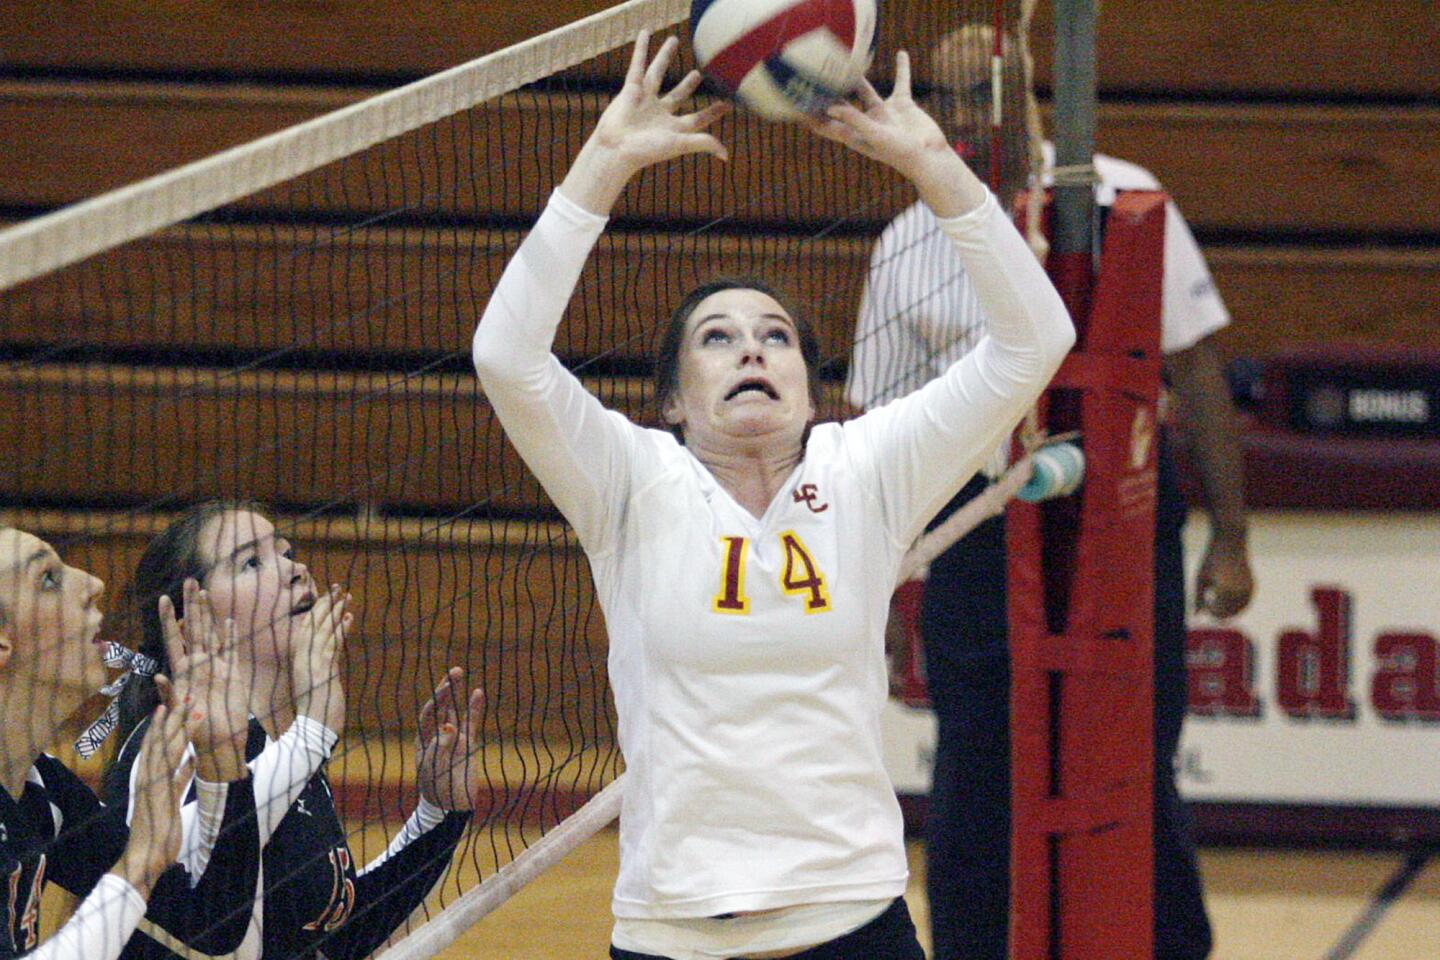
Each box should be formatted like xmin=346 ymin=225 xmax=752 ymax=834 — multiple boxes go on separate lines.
xmin=690 ymin=0 xmax=878 ymax=121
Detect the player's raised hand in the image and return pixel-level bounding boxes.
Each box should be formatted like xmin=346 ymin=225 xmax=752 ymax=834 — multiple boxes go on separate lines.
xmin=803 ymin=51 xmax=986 ymax=218
xmin=113 ymin=704 xmax=192 ymax=899
xmin=562 ymin=30 xmax=730 ymax=214
xmin=415 ymin=667 xmax=487 ymax=812
xmin=291 ymin=585 xmax=350 ymax=736
xmin=160 ymin=579 xmax=248 ymax=781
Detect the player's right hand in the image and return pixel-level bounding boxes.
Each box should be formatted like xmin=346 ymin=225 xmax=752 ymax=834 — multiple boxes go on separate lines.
xmin=291 ymin=585 xmax=350 ymax=735
xmin=114 ymin=704 xmax=191 ymax=898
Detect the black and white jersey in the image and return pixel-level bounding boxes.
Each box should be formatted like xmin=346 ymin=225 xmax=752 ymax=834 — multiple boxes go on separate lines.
xmin=107 ymin=716 xmax=468 ymax=960
xmin=3 ymin=754 xmax=256 ymax=960
xmin=2 ymin=755 xmax=126 ymax=959
xmin=101 ymin=720 xmax=262 ymax=960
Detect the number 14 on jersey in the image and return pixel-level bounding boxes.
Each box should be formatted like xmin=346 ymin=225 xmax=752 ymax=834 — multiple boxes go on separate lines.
xmin=712 ymin=531 xmax=832 ymax=615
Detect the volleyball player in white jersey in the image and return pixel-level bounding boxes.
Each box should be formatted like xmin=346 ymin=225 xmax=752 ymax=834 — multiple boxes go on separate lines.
xmin=473 ymin=32 xmax=1074 ymax=959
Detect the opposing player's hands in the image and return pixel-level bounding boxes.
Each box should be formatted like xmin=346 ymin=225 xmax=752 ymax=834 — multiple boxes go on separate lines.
xmin=561 ymin=30 xmax=730 ymax=214
xmin=804 ymin=51 xmax=986 ymax=219
xmin=160 ymin=579 xmax=248 ymax=781
xmin=291 ymin=585 xmax=350 ymax=736
xmin=415 ymin=667 xmax=487 ymax=812
xmin=1195 ymin=534 xmax=1254 ymax=619
xmin=114 ymin=704 xmax=191 ymax=899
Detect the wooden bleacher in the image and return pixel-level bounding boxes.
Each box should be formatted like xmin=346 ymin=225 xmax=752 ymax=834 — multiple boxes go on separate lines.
xmin=1 ymin=508 xmax=611 ymax=740
xmin=2 ymin=0 xmax=1437 ymax=746
xmin=0 ymin=225 xmax=874 ymax=363
xmin=4 ymin=85 xmax=1439 ymax=238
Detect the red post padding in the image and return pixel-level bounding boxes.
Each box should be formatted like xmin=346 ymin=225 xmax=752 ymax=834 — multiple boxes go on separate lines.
xmin=1008 ymin=191 xmax=1166 ymax=959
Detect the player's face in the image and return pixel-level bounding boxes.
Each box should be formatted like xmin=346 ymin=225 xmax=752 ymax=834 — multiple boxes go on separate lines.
xmin=198 ymin=510 xmax=316 ymax=669
xmin=0 ymin=529 xmax=108 ymax=699
xmin=664 ymin=288 xmax=815 ymax=448
xmin=932 ymin=28 xmax=996 ymax=169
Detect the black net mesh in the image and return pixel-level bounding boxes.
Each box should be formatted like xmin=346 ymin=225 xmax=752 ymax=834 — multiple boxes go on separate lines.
xmin=0 ymin=0 xmax=1034 ymax=950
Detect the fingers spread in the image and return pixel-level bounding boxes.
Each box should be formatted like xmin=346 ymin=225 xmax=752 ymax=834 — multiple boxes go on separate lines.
xmin=221 ymin=618 xmax=239 ymax=657
xmin=683 ymin=133 xmax=730 ymax=161
xmin=626 ymin=30 xmax=652 ymax=87
xmin=466 ymin=688 xmax=486 ymax=741
xmin=855 ymin=76 xmax=885 ymax=110
xmin=893 ymin=50 xmax=912 ymax=98
xmin=645 ymin=35 xmax=680 ymax=92
xmin=683 ymin=101 xmax=731 ymax=132
xmin=664 ymin=69 xmax=705 ymax=105
xmin=154 ymin=674 xmax=177 ymax=711
xmin=417 ymin=697 xmax=436 ymax=742
xmin=159 ymin=594 xmax=187 ymax=667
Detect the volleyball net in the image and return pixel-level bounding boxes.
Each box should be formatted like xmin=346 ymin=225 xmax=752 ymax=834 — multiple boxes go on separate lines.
xmin=0 ymin=0 xmax=1043 ymax=954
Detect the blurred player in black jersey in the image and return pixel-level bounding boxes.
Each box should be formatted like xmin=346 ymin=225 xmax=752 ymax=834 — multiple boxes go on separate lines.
xmin=105 ymin=502 xmax=487 ymax=960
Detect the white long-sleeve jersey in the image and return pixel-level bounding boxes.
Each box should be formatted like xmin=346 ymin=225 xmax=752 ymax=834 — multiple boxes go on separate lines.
xmin=474 ymin=187 xmax=1073 ymax=920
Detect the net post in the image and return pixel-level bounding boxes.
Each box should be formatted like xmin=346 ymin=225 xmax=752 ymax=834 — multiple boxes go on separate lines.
xmin=1049 ymin=0 xmax=1098 ymax=327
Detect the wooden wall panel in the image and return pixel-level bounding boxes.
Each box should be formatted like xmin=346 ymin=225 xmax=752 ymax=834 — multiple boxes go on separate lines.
xmin=1208 ymin=247 xmax=1440 ymax=360
xmin=1028 ymin=0 xmax=1440 ymax=99
xmin=1090 ymin=104 xmax=1440 ymax=236
xmin=3 ymin=1 xmax=1434 ymax=99
xmin=6 ymin=84 xmax=1436 ymax=236
xmin=0 ymin=365 xmax=569 ymax=513
xmin=2 ymin=510 xmax=611 ymax=738
xmin=0 ymin=0 xmax=622 ymax=79
xmin=6 ymin=227 xmax=1436 ymax=364
xmin=0 ymin=226 xmax=873 ymax=365
xmin=0 ymin=366 xmax=847 ymax=513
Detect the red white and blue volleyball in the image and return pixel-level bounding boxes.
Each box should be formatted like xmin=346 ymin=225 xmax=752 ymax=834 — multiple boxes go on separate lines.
xmin=691 ymin=0 xmax=879 ymax=121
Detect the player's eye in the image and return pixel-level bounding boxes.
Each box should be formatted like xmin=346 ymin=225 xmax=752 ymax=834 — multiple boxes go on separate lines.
xmin=241 ymin=554 xmax=262 ymax=571
xmin=763 ymin=328 xmax=791 ymax=346
xmin=39 ymin=567 xmax=62 ymax=591
xmin=701 ymin=329 xmax=731 ymax=345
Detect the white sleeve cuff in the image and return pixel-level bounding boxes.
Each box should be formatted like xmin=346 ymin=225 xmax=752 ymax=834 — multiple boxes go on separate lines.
xmin=30 ymin=873 xmax=146 ymax=960
xmin=413 ymin=794 xmax=450 ymax=829
xmin=181 ymin=777 xmax=229 ymax=883
xmin=549 ymin=186 xmax=612 ymax=228
xmin=933 ymin=188 xmax=1000 ymax=237
xmin=290 ymin=713 xmax=341 ymax=754
xmin=361 ymin=795 xmax=455 ymax=874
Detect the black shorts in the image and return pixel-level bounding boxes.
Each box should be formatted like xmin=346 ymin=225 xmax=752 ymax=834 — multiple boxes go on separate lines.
xmin=609 ymin=897 xmax=925 ymax=960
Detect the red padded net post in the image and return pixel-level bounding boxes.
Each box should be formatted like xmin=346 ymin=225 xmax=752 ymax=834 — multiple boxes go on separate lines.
xmin=1008 ymin=191 xmax=1167 ymax=959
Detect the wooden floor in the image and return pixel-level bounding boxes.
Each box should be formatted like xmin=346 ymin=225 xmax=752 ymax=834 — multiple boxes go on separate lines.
xmin=346 ymin=823 xmax=1438 ymax=960
xmin=39 ymin=735 xmax=1438 ymax=958
xmin=36 ymin=815 xmax=1436 ymax=958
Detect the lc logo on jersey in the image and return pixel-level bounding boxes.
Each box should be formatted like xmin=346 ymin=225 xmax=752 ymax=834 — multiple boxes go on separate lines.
xmin=792 ymin=483 xmax=829 ymax=513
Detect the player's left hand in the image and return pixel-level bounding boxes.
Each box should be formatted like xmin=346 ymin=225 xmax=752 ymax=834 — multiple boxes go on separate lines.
xmin=801 ymin=52 xmax=953 ymax=184
xmin=415 ymin=667 xmax=487 ymax=812
xmin=161 ymin=579 xmax=249 ymax=782
xmin=1195 ymin=534 xmax=1254 ymax=619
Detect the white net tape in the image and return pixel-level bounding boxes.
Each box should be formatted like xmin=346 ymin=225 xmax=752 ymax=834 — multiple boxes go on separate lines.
xmin=0 ymin=0 xmax=688 ymax=293
xmin=378 ymin=777 xmax=625 ymax=960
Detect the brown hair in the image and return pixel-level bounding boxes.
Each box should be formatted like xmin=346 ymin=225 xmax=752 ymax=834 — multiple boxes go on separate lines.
xmin=653 ymin=277 xmax=822 ymax=442
xmin=108 ymin=500 xmax=265 ymax=756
